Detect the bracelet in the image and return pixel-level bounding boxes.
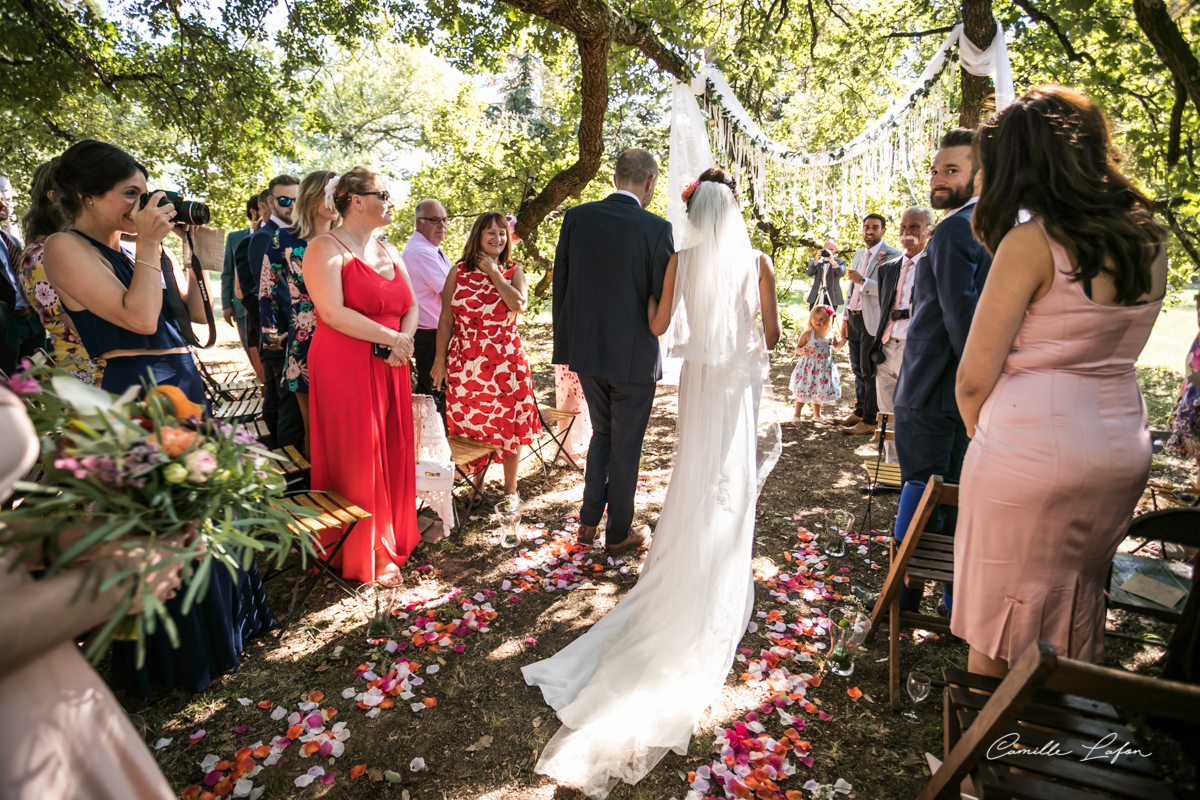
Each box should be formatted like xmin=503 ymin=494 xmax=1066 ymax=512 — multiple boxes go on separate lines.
xmin=136 ymin=258 xmax=162 ymax=272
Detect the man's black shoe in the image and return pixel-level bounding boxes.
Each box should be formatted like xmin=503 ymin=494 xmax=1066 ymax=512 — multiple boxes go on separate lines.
xmin=936 ymin=598 xmax=951 ymax=619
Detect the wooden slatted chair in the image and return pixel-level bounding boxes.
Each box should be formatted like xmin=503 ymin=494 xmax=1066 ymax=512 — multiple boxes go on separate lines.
xmin=529 ymin=405 xmax=583 ymax=477
xmin=863 ymin=475 xmax=957 ymax=709
xmin=273 ymin=489 xmax=371 ymax=633
xmin=448 ymin=435 xmax=502 ymax=519
xmin=917 ymin=639 xmax=1200 ymax=800
xmin=212 ymin=395 xmax=264 ymax=422
xmin=269 ymin=445 xmax=311 ymax=488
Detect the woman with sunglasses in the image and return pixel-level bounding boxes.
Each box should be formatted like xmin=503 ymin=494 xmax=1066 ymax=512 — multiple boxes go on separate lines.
xmin=303 ymin=167 xmax=420 ymax=587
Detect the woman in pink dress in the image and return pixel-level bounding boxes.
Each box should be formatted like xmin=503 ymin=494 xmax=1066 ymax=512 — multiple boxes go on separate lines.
xmin=304 ymin=167 xmax=420 ymax=586
xmin=954 ymin=85 xmax=1168 ymax=677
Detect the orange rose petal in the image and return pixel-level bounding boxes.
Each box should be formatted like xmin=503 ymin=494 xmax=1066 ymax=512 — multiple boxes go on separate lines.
xmin=379 ymin=698 xmax=394 ymax=709
xmin=308 ymin=690 xmax=324 ymax=703
xmin=803 ymin=702 xmax=817 ymax=713
xmin=351 ymin=764 xmax=367 ymax=779
xmin=286 ymin=724 xmax=303 ymax=740
xmin=199 ymin=793 xmax=216 ymax=800
xmin=847 ymin=686 xmax=863 ymax=699
xmin=234 ymin=747 xmax=252 ymax=761
xmin=182 ymin=787 xmax=203 ymax=800
xmin=256 ymin=701 xmax=272 ymax=709
xmin=215 ymin=761 xmax=232 ymax=771
xmin=325 ymin=707 xmax=338 ymax=719
xmin=237 ymin=755 xmax=255 ymax=772
xmin=214 ymin=778 xmax=233 ymax=797
xmin=252 ymin=745 xmax=271 ymax=759
xmin=302 ymin=741 xmax=320 ymax=757
xmin=356 ymin=701 xmax=369 ymax=710
xmin=423 ymin=697 xmax=437 ymax=708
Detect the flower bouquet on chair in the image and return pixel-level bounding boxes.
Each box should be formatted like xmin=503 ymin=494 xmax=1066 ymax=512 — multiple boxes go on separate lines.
xmin=0 ymin=358 xmax=317 ymax=666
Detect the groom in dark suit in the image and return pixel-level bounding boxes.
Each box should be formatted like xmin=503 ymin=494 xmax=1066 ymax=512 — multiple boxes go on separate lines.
xmin=894 ymin=128 xmax=992 ymax=540
xmin=553 ymin=149 xmax=674 ymax=552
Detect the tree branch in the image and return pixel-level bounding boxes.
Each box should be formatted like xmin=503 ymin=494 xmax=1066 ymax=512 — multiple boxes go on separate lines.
xmin=1133 ymin=0 xmax=1200 ymax=114
xmin=881 ymin=25 xmax=956 ymax=39
xmin=1007 ymin=0 xmax=1095 ymax=65
xmin=1164 ymin=207 xmax=1200 ymax=274
xmin=1168 ymin=76 xmax=1186 ymax=168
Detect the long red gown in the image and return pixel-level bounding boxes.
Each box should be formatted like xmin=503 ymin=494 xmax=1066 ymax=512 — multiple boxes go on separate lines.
xmin=308 ymin=243 xmax=418 ymax=583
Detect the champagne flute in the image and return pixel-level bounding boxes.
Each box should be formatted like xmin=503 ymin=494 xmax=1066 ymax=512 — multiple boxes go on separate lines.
xmin=902 ymin=671 xmax=931 ymax=723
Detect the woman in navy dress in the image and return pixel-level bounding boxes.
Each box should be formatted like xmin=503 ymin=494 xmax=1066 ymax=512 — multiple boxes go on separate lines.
xmin=42 ymin=139 xmax=274 ymax=695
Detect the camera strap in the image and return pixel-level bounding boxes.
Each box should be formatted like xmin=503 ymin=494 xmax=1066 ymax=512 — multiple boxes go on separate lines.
xmin=161 ymin=230 xmax=217 ymax=349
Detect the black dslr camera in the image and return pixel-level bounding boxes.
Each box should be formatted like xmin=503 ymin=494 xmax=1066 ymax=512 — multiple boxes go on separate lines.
xmin=819 ymin=249 xmax=832 ymax=258
xmin=889 ymin=309 xmax=911 ymax=321
xmin=139 ymin=191 xmax=210 ymax=226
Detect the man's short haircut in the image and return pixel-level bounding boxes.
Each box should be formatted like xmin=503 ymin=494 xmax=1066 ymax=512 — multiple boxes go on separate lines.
xmin=245 ymin=196 xmax=259 ymax=219
xmin=414 ymin=198 xmax=444 ymax=223
xmin=268 ymin=174 xmax=300 ymax=193
xmin=863 ymin=213 xmax=887 ymax=228
xmin=257 ymin=189 xmax=271 ymax=205
xmin=940 ymin=127 xmax=976 ymax=150
xmin=614 ymin=149 xmax=659 ymax=187
xmin=901 ymin=205 xmax=936 ymax=230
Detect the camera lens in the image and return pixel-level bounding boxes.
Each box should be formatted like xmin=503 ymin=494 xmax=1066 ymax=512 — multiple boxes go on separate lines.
xmin=175 ymin=200 xmax=210 ymax=226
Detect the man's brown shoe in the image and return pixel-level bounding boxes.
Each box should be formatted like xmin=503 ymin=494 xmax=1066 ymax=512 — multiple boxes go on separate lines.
xmin=605 ymin=525 xmax=649 ymax=553
xmin=842 ymin=422 xmax=877 ymax=435
xmin=577 ymin=524 xmax=598 ymax=546
xmin=838 ymin=414 xmax=862 ymax=427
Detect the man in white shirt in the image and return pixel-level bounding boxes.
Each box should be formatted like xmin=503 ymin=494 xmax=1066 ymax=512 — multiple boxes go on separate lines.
xmin=868 ymin=206 xmax=935 ymax=466
xmin=403 ymin=199 xmax=452 ymax=417
xmin=840 ymin=214 xmax=901 ymax=434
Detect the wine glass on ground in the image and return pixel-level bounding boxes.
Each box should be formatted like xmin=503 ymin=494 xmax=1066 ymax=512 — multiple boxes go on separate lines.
xmin=495 ymin=497 xmax=522 ymax=549
xmin=823 ymin=510 xmax=853 ymax=558
xmin=903 ymin=671 xmax=931 ymax=723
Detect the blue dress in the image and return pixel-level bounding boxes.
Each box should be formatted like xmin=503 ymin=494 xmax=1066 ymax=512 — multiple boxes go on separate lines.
xmin=69 ymin=230 xmax=276 ymax=696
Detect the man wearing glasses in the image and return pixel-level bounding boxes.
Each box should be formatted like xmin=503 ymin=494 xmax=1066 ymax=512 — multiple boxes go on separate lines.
xmin=245 ymin=174 xmax=302 ymax=449
xmin=402 ymin=198 xmax=452 ymax=419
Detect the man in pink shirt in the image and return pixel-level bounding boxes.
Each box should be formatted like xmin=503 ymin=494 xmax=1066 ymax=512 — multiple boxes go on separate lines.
xmin=402 ymin=199 xmax=452 ymax=417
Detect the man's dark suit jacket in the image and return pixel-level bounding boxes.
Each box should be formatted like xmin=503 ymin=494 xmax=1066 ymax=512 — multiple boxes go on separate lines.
xmin=893 ymin=204 xmax=992 ymax=412
xmin=238 ymin=218 xmax=280 ymax=303
xmin=866 ymin=253 xmax=904 ymax=367
xmin=552 ymin=193 xmax=674 ymax=384
xmin=222 ymin=226 xmax=251 ymax=319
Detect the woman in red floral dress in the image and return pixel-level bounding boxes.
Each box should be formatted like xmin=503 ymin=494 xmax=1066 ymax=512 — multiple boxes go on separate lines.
xmin=431 ymin=212 xmax=541 ymax=500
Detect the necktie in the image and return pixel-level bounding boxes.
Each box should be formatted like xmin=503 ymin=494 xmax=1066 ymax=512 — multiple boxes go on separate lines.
xmin=881 ymin=257 xmax=912 ymax=344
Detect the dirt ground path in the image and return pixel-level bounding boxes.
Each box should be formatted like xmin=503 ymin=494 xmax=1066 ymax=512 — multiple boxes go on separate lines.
xmin=133 ymin=321 xmax=1196 ymax=800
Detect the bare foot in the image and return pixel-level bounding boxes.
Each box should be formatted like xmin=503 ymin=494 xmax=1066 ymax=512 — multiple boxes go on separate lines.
xmin=378 ymin=565 xmax=404 ymax=587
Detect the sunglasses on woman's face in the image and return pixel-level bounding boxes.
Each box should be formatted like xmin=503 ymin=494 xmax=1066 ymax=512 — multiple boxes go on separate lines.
xmin=272 ymin=195 xmax=295 ymax=207
xmin=356 ymin=191 xmax=391 ymax=203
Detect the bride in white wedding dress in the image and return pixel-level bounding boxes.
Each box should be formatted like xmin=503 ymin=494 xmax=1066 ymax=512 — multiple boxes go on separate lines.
xmin=521 ymin=170 xmax=781 ymax=798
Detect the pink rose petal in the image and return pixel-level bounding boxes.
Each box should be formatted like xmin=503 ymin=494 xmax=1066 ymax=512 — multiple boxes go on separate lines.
xmin=320 ymin=771 xmax=337 ymax=785
xmin=233 ymin=725 xmax=250 ymax=734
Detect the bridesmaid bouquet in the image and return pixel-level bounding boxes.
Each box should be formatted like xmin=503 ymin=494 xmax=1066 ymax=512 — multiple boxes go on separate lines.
xmin=0 ymin=358 xmax=316 ymax=665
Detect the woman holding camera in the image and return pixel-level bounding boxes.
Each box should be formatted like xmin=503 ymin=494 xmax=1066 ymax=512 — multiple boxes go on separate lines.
xmin=42 ymin=139 xmax=275 ymax=695
xmin=41 ymin=139 xmax=207 ymax=403
xmin=304 ymin=167 xmax=420 ymax=586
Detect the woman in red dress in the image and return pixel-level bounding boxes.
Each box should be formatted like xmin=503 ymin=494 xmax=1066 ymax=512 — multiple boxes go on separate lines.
xmin=431 ymin=212 xmax=541 ymax=500
xmin=303 ymin=167 xmax=420 ymax=586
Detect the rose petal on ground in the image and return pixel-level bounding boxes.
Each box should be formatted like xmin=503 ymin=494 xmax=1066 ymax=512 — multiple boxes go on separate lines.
xmin=818 ymin=710 xmax=833 ymax=721
xmin=237 ymin=698 xmax=252 ymax=706
xmin=270 ymin=706 xmax=286 ymax=721
xmin=154 ymin=738 xmax=172 ymax=750
xmin=410 ymin=757 xmax=426 ymax=772
xmin=308 ymin=691 xmax=324 ymax=703
xmin=847 ymin=687 xmax=862 ymax=699
xmin=422 ymin=697 xmax=437 ymax=708
xmin=256 ymin=701 xmax=272 ymax=709
xmin=426 ymin=664 xmax=439 ymax=674
xmin=232 ymin=779 xmax=253 ymax=798
xmin=320 ymin=771 xmax=337 ymax=785
xmin=189 ymin=730 xmax=207 ymax=743
xmin=233 ymin=725 xmax=250 ymax=734
xmin=350 ymin=764 xmax=367 ymax=779
xmin=834 ymin=778 xmax=853 ymax=794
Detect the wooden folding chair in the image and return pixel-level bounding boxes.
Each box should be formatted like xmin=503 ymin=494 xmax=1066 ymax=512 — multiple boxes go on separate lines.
xmin=863 ymin=475 xmax=957 ymax=709
xmin=529 ymin=405 xmax=583 ymax=478
xmin=269 ymin=489 xmax=371 ymax=634
xmin=212 ymin=395 xmax=264 ymax=422
xmin=1107 ymin=507 xmax=1200 ymax=644
xmin=448 ymin=434 xmax=502 ymax=520
xmin=861 ymin=412 xmax=901 ymax=489
xmin=918 ymin=639 xmax=1200 ymax=800
xmin=270 ymin=445 xmax=311 ymax=490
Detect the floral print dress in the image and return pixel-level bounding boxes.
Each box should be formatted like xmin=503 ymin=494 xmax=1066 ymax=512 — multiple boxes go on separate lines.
xmin=789 ymin=333 xmax=841 ymax=404
xmin=261 ymin=228 xmax=316 ymax=393
xmin=445 ymin=263 xmax=541 ymax=464
xmin=1166 ymin=333 xmax=1200 ymax=459
xmin=19 ymin=238 xmax=104 ymax=386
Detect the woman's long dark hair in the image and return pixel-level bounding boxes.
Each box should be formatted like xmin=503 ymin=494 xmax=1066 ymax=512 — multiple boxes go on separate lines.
xmin=459 ymin=212 xmax=512 ymax=272
xmin=20 ymin=158 xmax=64 ymax=242
xmin=972 ymin=85 xmax=1164 ymax=305
xmin=52 ymin=139 xmax=149 ymax=222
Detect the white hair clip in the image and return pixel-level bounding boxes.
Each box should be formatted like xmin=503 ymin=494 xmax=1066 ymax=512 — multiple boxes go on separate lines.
xmin=324 ymin=174 xmax=339 ymax=212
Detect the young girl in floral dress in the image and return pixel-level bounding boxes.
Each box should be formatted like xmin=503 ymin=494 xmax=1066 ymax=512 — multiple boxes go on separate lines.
xmin=789 ymin=304 xmax=846 ymax=422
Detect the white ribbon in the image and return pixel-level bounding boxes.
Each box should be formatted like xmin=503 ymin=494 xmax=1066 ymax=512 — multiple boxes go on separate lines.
xmin=958 ymin=18 xmax=1015 ymax=110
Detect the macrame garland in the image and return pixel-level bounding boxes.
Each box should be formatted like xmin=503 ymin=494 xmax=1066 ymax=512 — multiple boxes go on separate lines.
xmin=679 ymin=20 xmax=1013 ymax=235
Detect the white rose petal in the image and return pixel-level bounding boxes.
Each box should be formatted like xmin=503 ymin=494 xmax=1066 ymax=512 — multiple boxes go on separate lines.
xmin=153 ymin=738 xmax=172 ymax=750
xmin=410 ymin=757 xmax=426 ymax=772
xmin=232 ymin=778 xmax=253 ymax=797
xmin=271 ymin=706 xmax=287 ymax=721
xmin=237 ymin=697 xmax=253 ymax=706
xmin=200 ymin=754 xmax=220 ymax=771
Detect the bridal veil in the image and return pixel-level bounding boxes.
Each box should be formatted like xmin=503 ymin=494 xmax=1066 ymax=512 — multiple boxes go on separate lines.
xmin=522 ymin=181 xmax=780 ymax=797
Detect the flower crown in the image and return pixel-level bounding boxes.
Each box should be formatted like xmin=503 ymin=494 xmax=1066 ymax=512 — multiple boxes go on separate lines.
xmin=323 ymin=174 xmax=340 ymax=212
xmin=680 ymin=180 xmax=700 ymax=204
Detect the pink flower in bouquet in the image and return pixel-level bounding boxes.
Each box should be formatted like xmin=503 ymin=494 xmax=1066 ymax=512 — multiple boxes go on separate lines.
xmin=158 ymin=426 xmax=200 ymax=458
xmin=6 ymin=369 xmax=39 ymax=395
xmin=184 ymin=450 xmax=217 ymax=482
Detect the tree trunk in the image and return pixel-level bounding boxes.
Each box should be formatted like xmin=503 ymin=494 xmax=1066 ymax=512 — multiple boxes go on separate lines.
xmin=959 ymin=0 xmax=996 ymax=127
xmin=522 ymin=34 xmax=611 ymax=296
xmin=1133 ymin=0 xmax=1200 ymax=115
